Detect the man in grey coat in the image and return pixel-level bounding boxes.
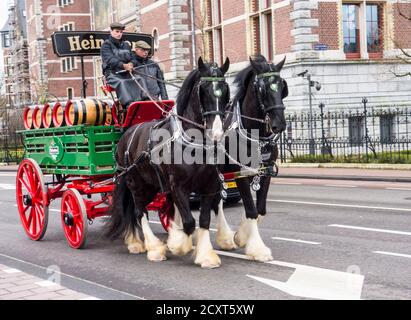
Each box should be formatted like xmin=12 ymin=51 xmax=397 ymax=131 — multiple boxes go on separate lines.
xmin=133 ymin=41 xmax=169 ymax=100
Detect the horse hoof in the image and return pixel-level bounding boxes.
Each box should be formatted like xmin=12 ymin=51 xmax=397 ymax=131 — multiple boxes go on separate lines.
xmin=201 ymin=261 xmax=221 ymax=269
xmin=247 ymin=250 xmax=273 ymax=262
xmin=147 ymin=250 xmax=167 ymax=262
xmin=253 ymin=254 xmax=273 ymax=262
xmin=195 ymin=257 xmax=221 ymax=269
xmin=128 ymin=243 xmax=146 ymax=254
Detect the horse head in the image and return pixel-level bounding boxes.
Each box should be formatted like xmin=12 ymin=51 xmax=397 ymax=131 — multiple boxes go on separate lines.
xmin=197 ymin=56 xmax=231 ymax=142
xmin=249 ymin=55 xmax=288 ymax=134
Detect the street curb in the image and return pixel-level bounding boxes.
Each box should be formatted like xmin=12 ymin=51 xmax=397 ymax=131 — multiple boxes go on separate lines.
xmin=279 ymin=163 xmax=411 ymax=170
xmin=278 ymin=174 xmax=411 ymax=183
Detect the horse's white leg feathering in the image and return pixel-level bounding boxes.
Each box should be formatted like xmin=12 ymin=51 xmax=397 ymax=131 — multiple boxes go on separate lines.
xmin=244 ymin=219 xmax=273 ymax=262
xmin=141 ymin=215 xmax=167 ymax=262
xmin=194 ymin=228 xmax=221 ymax=269
xmin=216 ymin=200 xmax=237 ymax=250
xmin=167 ymin=205 xmax=193 ymax=256
xmin=234 ymin=213 xmax=250 ymax=248
xmin=125 ymin=228 xmax=146 ymax=254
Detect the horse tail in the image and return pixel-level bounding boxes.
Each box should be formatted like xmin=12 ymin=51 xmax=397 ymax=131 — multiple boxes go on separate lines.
xmin=104 ymin=177 xmax=139 ymax=240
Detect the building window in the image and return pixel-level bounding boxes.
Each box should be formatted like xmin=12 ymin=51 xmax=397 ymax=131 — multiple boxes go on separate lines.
xmin=380 ymin=114 xmax=395 ymax=144
xmin=67 ymin=88 xmax=74 ymax=100
xmin=204 ymin=0 xmax=223 ymax=65
xmin=343 ymin=4 xmax=360 ymax=58
xmin=349 ymin=116 xmax=364 ymax=145
xmin=59 ymin=22 xmax=74 ymax=32
xmin=61 ymin=57 xmax=76 ymax=73
xmin=249 ymin=0 xmax=273 ymax=59
xmin=58 ymin=0 xmax=74 ymax=7
xmin=366 ymin=4 xmax=382 ymax=58
xmin=342 ymin=2 xmax=383 ymax=59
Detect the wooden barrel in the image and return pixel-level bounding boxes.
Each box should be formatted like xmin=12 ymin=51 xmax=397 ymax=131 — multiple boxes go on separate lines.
xmin=52 ymin=101 xmax=66 ymax=128
xmin=64 ymin=99 xmax=112 ymax=126
xmin=32 ymin=105 xmax=44 ymax=129
xmin=23 ymin=106 xmax=34 ymax=130
xmin=41 ymin=103 xmax=53 ymax=129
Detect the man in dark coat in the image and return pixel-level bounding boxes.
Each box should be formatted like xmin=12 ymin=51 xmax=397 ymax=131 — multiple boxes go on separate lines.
xmin=133 ymin=41 xmax=169 ymax=100
xmin=101 ymin=22 xmax=147 ymax=107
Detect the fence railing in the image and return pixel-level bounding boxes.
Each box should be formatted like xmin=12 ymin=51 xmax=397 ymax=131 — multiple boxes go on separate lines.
xmin=2 ymin=100 xmax=411 ymax=165
xmin=279 ymin=100 xmax=411 ymax=163
xmin=0 ymin=131 xmax=24 ymax=164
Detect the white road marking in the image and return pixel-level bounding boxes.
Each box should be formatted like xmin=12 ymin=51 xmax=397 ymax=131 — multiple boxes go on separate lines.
xmin=273 ymin=182 xmax=302 ymax=185
xmin=267 ymin=199 xmax=411 ymax=212
xmin=0 ymin=253 xmax=145 ymax=300
xmin=329 ymin=224 xmax=411 ymax=236
xmin=35 ymin=280 xmax=59 ymax=287
xmin=0 ymin=174 xmax=16 ymax=177
xmin=386 ymin=187 xmax=411 ymax=191
xmin=324 ymin=185 xmax=357 ymax=188
xmin=373 ymin=251 xmax=411 ymax=259
xmin=0 ymin=183 xmax=16 ymax=190
xmin=272 ymin=237 xmax=321 ymax=245
xmin=2 ymin=268 xmax=22 ymax=274
xmin=212 ymin=250 xmax=363 ymax=300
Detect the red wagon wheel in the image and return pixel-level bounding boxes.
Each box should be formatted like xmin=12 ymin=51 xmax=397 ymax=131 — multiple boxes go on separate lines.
xmin=61 ymin=189 xmax=88 ymax=249
xmin=16 ymin=159 xmax=49 ymax=241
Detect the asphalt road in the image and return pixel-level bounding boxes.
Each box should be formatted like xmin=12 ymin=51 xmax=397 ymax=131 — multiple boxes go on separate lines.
xmin=0 ymin=172 xmax=410 ymax=300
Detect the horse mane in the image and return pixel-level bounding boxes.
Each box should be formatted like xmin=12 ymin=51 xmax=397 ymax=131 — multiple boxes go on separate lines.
xmin=232 ymin=55 xmax=270 ymax=106
xmin=176 ymin=69 xmax=202 ymax=115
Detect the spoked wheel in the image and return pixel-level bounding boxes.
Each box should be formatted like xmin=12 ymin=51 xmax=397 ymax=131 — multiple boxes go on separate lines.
xmin=61 ymin=189 xmax=88 ymax=249
xmin=16 ymin=159 xmax=49 ymax=241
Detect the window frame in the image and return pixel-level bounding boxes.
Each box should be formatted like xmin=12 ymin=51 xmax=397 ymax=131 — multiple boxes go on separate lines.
xmin=342 ymin=1 xmax=384 ymax=60
xmin=203 ymin=0 xmax=224 ymax=65
xmin=248 ymin=0 xmax=273 ymax=59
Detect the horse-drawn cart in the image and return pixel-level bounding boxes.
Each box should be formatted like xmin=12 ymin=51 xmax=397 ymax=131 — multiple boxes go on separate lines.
xmin=16 ymin=31 xmax=243 ymax=253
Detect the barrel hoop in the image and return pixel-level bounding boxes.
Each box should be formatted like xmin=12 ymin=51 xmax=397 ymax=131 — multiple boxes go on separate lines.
xmin=93 ymin=98 xmax=101 ymax=125
xmin=73 ymin=101 xmax=79 ymax=125
xmin=81 ymin=100 xmax=87 ymax=125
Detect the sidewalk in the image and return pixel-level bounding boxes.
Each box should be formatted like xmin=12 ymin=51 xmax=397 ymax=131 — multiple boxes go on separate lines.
xmin=278 ymin=164 xmax=411 ymax=183
xmin=2 ymin=163 xmax=411 ymax=182
xmin=0 ymin=264 xmax=98 ymax=300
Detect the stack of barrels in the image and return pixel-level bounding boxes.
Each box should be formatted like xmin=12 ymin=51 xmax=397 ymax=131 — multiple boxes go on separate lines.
xmin=23 ymin=99 xmax=113 ymax=130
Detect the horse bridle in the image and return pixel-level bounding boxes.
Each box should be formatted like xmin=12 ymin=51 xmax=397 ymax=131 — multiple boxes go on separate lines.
xmin=196 ymin=69 xmax=229 ymax=122
xmin=254 ymin=71 xmax=286 ymax=113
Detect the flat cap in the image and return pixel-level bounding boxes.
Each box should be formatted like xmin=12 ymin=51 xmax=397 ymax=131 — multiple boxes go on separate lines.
xmin=136 ymin=40 xmax=151 ymax=50
xmin=110 ymin=22 xmax=126 ymax=30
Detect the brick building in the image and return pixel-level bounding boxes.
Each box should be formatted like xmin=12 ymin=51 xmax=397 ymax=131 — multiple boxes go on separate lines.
xmin=1 ymin=16 xmax=13 ymax=105
xmin=25 ymin=0 xmax=94 ymax=102
xmin=1 ymin=0 xmax=30 ymax=111
xmin=90 ymin=0 xmax=411 ymax=111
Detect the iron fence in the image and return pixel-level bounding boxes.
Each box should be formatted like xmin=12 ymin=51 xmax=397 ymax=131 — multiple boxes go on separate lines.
xmin=279 ymin=100 xmax=411 ymax=163
xmin=0 ymin=131 xmax=24 ymax=164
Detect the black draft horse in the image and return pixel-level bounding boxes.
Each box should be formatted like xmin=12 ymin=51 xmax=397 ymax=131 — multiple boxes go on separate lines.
xmin=105 ymin=57 xmax=230 ymax=268
xmin=215 ymin=55 xmax=288 ymax=262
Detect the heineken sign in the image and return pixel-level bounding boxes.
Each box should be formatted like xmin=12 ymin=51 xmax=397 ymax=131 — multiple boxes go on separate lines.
xmin=51 ymin=31 xmax=154 ymax=57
